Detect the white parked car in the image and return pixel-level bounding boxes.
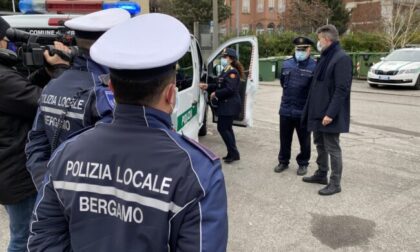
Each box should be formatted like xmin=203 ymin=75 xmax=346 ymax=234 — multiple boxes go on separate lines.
xmin=367 ymin=48 xmax=420 ymax=90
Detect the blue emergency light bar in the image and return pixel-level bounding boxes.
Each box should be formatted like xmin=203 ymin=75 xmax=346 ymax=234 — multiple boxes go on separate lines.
xmin=102 ymin=2 xmax=140 ymax=15
xmin=19 ymin=0 xmax=141 ymax=16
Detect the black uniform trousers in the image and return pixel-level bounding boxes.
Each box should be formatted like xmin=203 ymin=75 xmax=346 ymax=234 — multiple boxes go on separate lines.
xmin=278 ymin=115 xmax=311 ymax=166
xmin=217 ymin=116 xmax=240 ymax=158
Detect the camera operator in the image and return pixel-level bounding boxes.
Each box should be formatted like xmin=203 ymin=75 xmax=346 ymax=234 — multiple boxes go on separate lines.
xmin=0 ymin=16 xmax=70 ymax=252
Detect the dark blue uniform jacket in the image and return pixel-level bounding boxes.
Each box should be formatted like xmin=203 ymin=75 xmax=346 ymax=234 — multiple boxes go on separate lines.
xmin=27 ymin=105 xmax=228 ymax=252
xmin=208 ymin=65 xmax=242 ymax=116
xmin=279 ymin=57 xmax=316 ymax=118
xmin=25 ymin=55 xmax=114 ymax=191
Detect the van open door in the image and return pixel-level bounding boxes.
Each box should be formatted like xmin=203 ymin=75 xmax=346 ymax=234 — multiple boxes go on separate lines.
xmin=171 ymin=36 xmax=203 ymax=141
xmin=206 ymin=36 xmax=259 ymax=127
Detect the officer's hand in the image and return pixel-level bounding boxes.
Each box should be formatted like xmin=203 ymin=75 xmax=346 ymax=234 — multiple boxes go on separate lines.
xmin=43 ymin=42 xmax=71 ymax=66
xmin=210 ymin=92 xmax=217 ymax=100
xmin=322 ymin=116 xmax=333 ymax=126
xmin=199 ymin=83 xmax=208 ymax=90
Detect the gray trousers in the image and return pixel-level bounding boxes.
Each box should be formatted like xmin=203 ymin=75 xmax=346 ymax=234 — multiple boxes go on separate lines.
xmin=313 ymin=132 xmax=343 ymax=186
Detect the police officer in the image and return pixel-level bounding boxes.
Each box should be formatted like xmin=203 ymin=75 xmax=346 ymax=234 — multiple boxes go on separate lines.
xmin=274 ymin=36 xmax=316 ymax=176
xmin=200 ymin=48 xmax=243 ymax=164
xmin=25 ymin=9 xmax=131 ymax=191
xmin=27 ymin=13 xmax=228 ymax=252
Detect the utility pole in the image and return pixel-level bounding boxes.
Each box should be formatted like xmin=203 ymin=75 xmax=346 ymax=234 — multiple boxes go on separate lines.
xmin=236 ymin=0 xmax=240 ymax=59
xmin=236 ymin=0 xmax=240 ymax=37
xmin=12 ymin=0 xmax=16 ymax=12
xmin=212 ymin=0 xmax=219 ymax=50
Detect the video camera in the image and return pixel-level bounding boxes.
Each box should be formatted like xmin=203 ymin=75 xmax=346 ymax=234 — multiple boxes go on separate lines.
xmin=6 ymin=27 xmax=78 ymax=68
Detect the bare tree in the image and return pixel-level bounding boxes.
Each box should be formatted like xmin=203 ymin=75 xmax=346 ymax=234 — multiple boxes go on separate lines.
xmin=383 ymin=0 xmax=420 ymax=50
xmin=151 ymin=0 xmax=231 ymax=32
xmin=284 ymin=0 xmax=331 ymax=34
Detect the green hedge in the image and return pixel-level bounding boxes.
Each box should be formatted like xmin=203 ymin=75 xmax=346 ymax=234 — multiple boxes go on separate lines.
xmin=257 ymin=31 xmax=299 ymax=57
xmin=222 ymin=31 xmax=398 ymax=58
xmin=340 ymin=32 xmax=389 ymax=52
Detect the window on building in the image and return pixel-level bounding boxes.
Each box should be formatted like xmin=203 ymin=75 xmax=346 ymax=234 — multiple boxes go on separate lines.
xmin=220 ymin=25 xmax=227 ymax=35
xmin=242 ymin=0 xmax=250 ymax=13
xmin=268 ymin=0 xmax=275 ymax=9
xmin=241 ymin=24 xmax=250 ymax=35
xmin=278 ymin=0 xmax=285 ymax=13
xmin=257 ymin=0 xmax=264 ymax=13
xmin=256 ymin=23 xmax=264 ymax=34
xmin=267 ymin=23 xmax=275 ymax=34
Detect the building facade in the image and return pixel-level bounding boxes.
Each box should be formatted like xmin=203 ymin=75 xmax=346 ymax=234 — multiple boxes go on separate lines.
xmin=344 ymin=0 xmax=419 ymax=32
xmin=222 ymin=0 xmax=290 ymax=35
xmin=343 ymin=0 xmax=393 ymax=31
xmin=221 ymin=0 xmax=418 ymax=34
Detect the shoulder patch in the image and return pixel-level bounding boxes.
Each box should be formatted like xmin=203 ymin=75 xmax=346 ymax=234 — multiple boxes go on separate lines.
xmin=229 ymin=73 xmax=237 ymax=79
xmin=181 ymin=135 xmax=219 ymax=161
xmin=105 ymin=90 xmax=115 ymax=108
xmin=98 ymin=74 xmax=110 ymax=86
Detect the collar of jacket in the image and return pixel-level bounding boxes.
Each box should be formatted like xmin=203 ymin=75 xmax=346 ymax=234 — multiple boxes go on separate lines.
xmin=321 ymin=41 xmax=340 ymax=57
xmin=113 ymin=104 xmax=173 ymax=130
xmin=72 ymin=54 xmax=109 ymax=85
xmin=223 ymin=65 xmax=233 ymax=72
xmin=72 ymin=54 xmax=107 ymax=73
xmin=294 ymin=56 xmax=312 ymax=67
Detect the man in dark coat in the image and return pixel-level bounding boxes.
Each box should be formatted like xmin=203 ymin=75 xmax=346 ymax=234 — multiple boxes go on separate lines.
xmin=301 ymin=25 xmax=352 ymax=196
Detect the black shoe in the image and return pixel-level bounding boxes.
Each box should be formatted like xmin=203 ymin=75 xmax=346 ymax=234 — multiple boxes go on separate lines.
xmin=222 ymin=155 xmax=229 ymax=160
xmin=302 ymin=172 xmax=328 ymax=185
xmin=224 ymin=156 xmax=240 ymax=164
xmin=297 ymin=165 xmax=308 ymax=176
xmin=274 ymin=163 xmax=289 ymax=173
xmin=319 ymin=184 xmax=341 ymax=196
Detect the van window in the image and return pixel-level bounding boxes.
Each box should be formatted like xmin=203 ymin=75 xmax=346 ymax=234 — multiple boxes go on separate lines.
xmin=177 ymin=51 xmax=194 ymax=91
xmin=209 ymin=42 xmax=253 ymax=79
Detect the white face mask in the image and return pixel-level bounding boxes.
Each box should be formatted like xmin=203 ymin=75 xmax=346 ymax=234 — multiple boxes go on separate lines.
xmin=221 ymin=58 xmax=228 ymax=68
xmin=317 ymin=41 xmax=324 ymax=52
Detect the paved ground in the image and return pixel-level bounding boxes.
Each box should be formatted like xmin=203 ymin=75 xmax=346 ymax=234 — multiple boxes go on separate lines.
xmin=1 ymin=80 xmax=420 ymax=251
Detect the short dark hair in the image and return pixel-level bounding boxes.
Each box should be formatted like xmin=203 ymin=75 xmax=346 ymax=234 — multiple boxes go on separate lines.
xmin=76 ymin=38 xmax=95 ymax=51
xmin=110 ymin=65 xmax=176 ymax=106
xmin=75 ymin=31 xmax=104 ymax=51
xmin=316 ymin=25 xmax=339 ymax=42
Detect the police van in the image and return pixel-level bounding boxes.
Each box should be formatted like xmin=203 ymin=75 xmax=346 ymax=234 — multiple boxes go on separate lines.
xmin=3 ymin=12 xmax=259 ymax=141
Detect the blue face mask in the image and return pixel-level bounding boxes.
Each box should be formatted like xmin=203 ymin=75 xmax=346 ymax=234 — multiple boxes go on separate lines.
xmin=295 ymin=51 xmax=308 ymax=62
xmin=220 ymin=58 xmax=228 ymax=68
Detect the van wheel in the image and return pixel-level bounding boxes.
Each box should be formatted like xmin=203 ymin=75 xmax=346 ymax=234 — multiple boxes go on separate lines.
xmin=414 ymin=76 xmax=420 ymax=90
xmin=369 ymin=83 xmax=379 ymax=88
xmin=198 ymin=106 xmax=208 ymax=136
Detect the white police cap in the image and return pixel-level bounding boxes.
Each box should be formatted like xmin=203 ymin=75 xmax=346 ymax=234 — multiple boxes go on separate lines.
xmin=90 ymin=13 xmax=190 ymax=70
xmin=65 ymin=8 xmax=130 ymax=32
